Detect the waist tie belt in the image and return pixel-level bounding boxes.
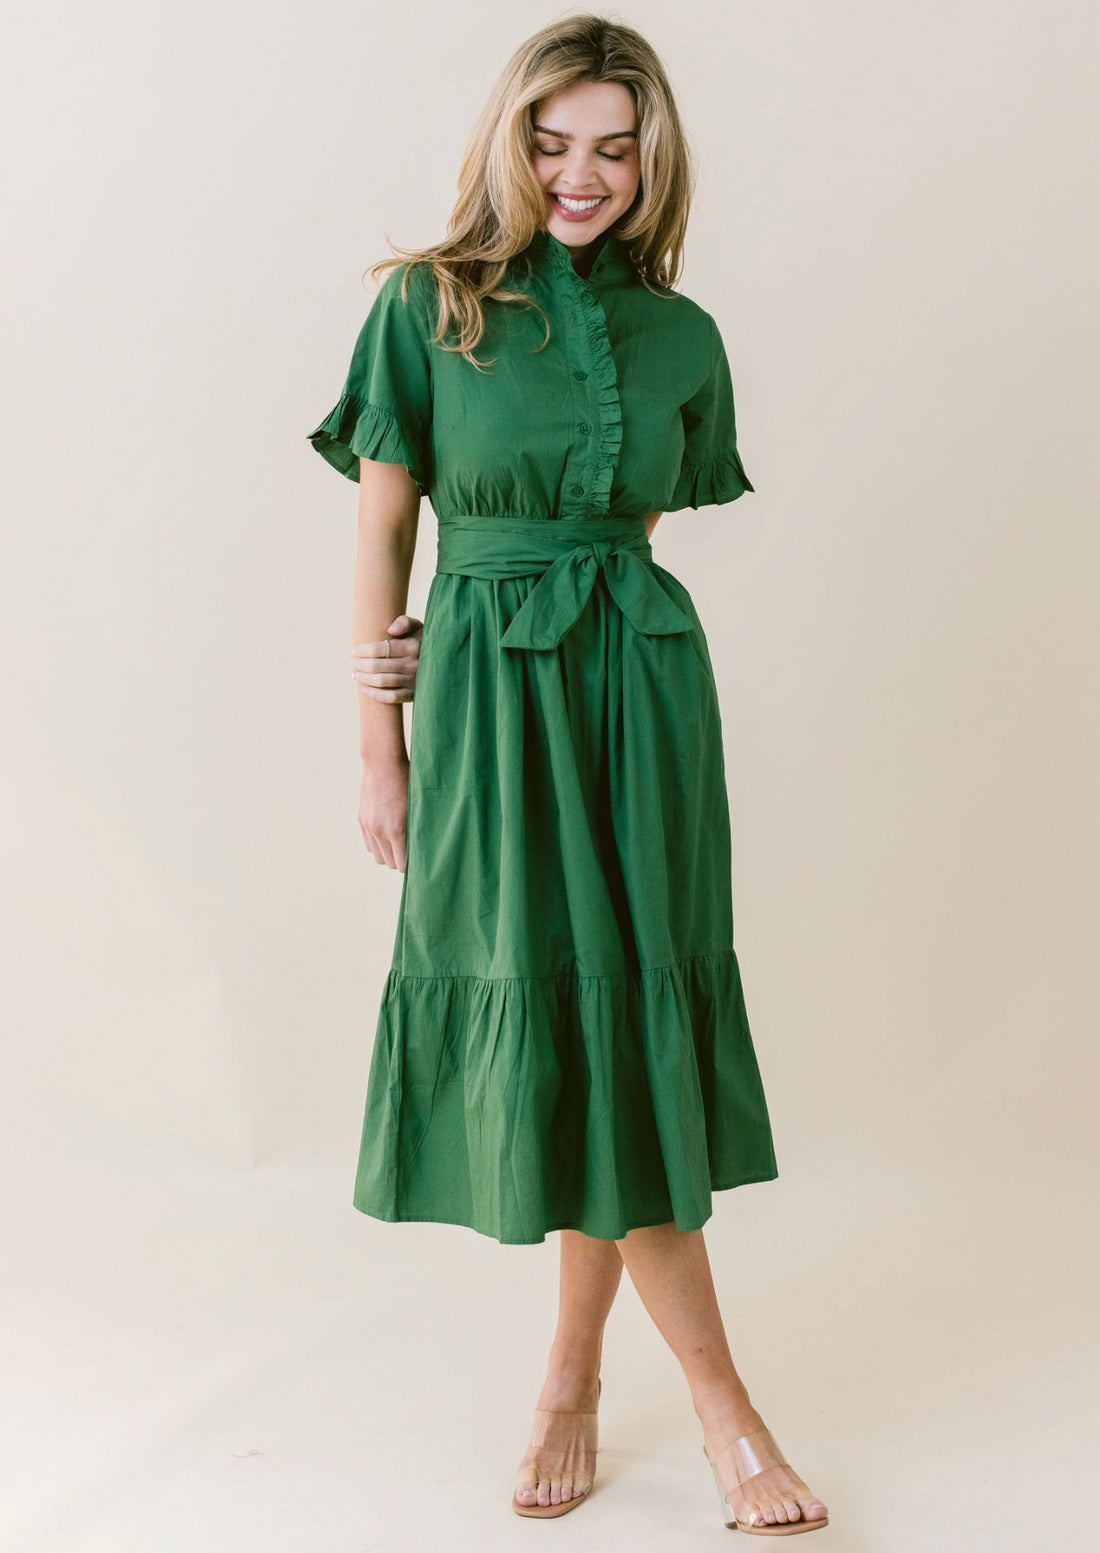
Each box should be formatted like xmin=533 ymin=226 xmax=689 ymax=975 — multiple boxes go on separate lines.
xmin=434 ymin=515 xmax=695 ymax=651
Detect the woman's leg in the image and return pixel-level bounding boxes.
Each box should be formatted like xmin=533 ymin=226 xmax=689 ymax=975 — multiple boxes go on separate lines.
xmin=615 ymin=1220 xmax=828 ymax=1528
xmin=514 ymin=1229 xmax=622 ymax=1508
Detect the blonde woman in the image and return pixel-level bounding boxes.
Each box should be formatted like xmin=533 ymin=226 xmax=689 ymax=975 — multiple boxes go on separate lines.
xmin=308 ymin=13 xmax=828 ymax=1536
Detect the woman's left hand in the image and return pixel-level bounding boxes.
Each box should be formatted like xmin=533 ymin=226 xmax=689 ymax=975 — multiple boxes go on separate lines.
xmin=350 ymin=615 xmax=423 ymax=703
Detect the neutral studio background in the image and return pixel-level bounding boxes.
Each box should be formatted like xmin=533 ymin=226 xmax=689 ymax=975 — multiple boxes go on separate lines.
xmin=1 ymin=2 xmax=1096 ymax=1548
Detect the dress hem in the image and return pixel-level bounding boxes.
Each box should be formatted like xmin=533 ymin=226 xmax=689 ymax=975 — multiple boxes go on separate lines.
xmin=352 ymin=1167 xmax=780 ymax=1246
xmin=353 ymin=946 xmax=779 ymax=1246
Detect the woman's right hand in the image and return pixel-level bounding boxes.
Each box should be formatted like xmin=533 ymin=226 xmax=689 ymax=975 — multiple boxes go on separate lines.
xmin=358 ymin=754 xmax=409 ymax=871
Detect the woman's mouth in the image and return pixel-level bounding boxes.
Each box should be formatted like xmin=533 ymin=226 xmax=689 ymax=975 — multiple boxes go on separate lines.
xmin=549 ymin=192 xmax=610 ymax=223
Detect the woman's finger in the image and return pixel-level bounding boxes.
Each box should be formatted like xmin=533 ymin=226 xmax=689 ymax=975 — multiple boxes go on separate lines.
xmin=352 ymin=665 xmax=416 ymax=686
xmin=352 ymin=663 xmax=414 ymax=682
xmin=352 ymin=636 xmax=420 ymax=662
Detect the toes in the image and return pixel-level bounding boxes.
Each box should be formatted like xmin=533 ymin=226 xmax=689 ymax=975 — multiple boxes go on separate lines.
xmin=801 ymin=1499 xmax=828 ymax=1521
xmin=514 ymin=1465 xmax=538 ymax=1503
xmin=517 ymin=1441 xmax=595 ymax=1512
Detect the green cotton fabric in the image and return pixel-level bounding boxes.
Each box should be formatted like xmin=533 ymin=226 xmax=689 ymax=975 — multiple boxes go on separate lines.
xmin=308 ymin=225 xmax=777 ymax=1244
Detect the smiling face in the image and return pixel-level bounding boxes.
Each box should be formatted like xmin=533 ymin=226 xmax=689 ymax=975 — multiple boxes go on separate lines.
xmin=530 ymin=79 xmax=641 ymax=262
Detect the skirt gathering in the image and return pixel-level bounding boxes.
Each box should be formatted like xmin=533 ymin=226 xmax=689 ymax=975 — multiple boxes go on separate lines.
xmin=351 ymin=552 xmax=779 ymax=1244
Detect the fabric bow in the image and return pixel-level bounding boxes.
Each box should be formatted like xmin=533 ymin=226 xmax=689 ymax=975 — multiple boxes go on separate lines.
xmin=500 ymin=538 xmax=694 ymax=651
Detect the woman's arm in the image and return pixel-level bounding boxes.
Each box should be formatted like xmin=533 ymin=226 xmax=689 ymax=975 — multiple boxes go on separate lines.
xmin=353 ymin=457 xmax=421 ymax=871
xmin=645 ymin=511 xmax=663 ymax=539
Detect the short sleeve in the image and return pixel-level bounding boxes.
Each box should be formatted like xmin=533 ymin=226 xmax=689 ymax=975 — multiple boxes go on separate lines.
xmin=306 ymin=262 xmax=434 ymax=492
xmin=666 ymin=314 xmax=755 ymax=510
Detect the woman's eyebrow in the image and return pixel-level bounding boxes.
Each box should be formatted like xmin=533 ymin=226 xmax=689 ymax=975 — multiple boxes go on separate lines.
xmin=533 ymin=124 xmax=638 ymax=141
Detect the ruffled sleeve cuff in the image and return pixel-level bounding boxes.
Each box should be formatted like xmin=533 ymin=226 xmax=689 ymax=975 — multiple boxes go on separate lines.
xmin=666 ymin=447 xmax=755 ymax=511
xmin=307 ymin=393 xmax=428 ymax=493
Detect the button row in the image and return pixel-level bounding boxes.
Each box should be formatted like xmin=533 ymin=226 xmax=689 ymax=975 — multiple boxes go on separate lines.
xmin=572 ymin=363 xmax=591 ymax=497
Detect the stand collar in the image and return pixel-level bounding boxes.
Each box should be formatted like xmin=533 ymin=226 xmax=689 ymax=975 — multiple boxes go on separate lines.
xmin=515 ymin=226 xmax=636 ymax=286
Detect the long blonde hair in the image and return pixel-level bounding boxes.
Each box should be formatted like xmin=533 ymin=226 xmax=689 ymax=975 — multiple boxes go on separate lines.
xmin=363 ymin=13 xmax=696 ymax=370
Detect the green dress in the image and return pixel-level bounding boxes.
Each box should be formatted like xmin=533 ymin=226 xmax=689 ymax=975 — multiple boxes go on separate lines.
xmin=308 ymin=225 xmax=778 ymax=1243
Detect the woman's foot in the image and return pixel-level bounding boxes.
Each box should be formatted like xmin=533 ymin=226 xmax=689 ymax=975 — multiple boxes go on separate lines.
xmin=695 ymin=1381 xmax=828 ymax=1529
xmin=513 ymin=1367 xmax=601 ymax=1510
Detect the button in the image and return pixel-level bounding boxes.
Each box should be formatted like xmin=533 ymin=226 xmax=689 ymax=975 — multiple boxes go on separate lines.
xmin=570 ymin=483 xmax=584 ymax=496
xmin=577 ymin=421 xmax=591 ymax=434
xmin=573 ymin=370 xmax=588 ymax=380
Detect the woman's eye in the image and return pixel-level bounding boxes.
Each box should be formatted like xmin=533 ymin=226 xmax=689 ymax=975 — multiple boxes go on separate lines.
xmin=536 ymin=147 xmax=627 ymax=162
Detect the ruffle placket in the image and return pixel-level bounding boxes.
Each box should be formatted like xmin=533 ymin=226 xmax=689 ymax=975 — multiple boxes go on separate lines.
xmin=569 ymin=275 xmax=624 ymax=516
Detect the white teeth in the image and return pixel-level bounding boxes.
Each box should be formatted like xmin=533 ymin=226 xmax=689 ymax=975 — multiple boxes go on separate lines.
xmin=556 ymin=195 xmax=605 ymax=211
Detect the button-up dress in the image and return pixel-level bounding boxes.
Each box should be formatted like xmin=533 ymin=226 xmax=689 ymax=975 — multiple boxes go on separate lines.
xmin=308 ymin=225 xmax=778 ymax=1243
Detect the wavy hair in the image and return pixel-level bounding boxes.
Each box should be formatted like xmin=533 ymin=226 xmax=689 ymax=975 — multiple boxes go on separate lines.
xmin=362 ymin=13 xmax=696 ymax=370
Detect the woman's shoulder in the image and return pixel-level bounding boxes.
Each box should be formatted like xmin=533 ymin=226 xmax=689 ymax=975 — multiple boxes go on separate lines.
xmin=372 ymin=257 xmax=439 ymax=316
xmin=628 ymin=275 xmax=721 ymax=361
xmin=633 ymin=270 xmax=716 ymax=323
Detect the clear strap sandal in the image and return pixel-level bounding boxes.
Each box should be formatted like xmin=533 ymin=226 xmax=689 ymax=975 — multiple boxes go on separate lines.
xmin=511 ymin=1376 xmax=601 ymax=1519
xmin=703 ymin=1425 xmax=828 ymax=1535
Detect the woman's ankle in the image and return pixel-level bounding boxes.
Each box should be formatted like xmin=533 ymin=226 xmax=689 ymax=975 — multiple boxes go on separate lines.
xmin=535 ymin=1345 xmax=602 ymax=1408
xmin=546 ymin=1338 xmax=602 ymax=1383
xmin=689 ymin=1372 xmax=763 ymax=1438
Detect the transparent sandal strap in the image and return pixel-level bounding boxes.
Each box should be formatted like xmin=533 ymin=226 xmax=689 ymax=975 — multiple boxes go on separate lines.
xmin=710 ymin=1427 xmax=788 ymax=1486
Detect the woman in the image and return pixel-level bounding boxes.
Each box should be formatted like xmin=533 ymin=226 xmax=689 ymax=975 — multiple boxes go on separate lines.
xmin=307 ymin=14 xmax=829 ymax=1536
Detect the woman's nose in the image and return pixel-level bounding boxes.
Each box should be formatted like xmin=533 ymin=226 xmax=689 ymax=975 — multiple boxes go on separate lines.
xmin=561 ymin=157 xmax=603 ymax=186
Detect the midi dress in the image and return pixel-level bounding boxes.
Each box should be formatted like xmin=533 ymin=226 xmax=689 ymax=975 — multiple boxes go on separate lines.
xmin=307 ymin=225 xmax=779 ymax=1244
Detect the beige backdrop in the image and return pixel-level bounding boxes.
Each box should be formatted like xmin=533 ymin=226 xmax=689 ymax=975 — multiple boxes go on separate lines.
xmin=2 ymin=2 xmax=1096 ymax=1548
